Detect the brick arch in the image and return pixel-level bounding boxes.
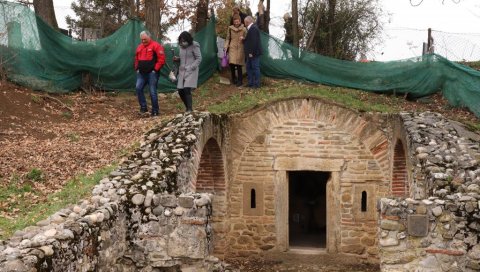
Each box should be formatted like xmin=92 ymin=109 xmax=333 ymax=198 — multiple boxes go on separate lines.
xmin=194 ymin=137 xmax=227 ymax=257
xmin=391 ymin=139 xmax=408 ymax=197
xmin=196 ymin=138 xmax=225 ymax=193
xmin=229 ymin=98 xmax=390 ymax=178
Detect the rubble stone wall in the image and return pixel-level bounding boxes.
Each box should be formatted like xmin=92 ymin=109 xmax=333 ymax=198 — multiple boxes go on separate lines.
xmin=0 ymin=113 xmax=227 ymax=272
xmin=379 ymin=112 xmax=480 ymax=272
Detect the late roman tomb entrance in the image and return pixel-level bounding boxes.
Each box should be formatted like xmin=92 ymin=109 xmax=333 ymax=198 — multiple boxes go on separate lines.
xmin=288 ymin=171 xmax=330 ymax=249
xmin=226 ymin=98 xmax=391 ymax=259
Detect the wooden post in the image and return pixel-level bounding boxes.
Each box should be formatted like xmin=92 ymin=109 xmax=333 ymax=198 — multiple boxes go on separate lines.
xmin=427 ymin=28 xmax=434 ymax=54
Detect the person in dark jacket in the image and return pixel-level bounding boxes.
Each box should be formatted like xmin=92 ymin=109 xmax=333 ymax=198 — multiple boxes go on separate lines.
xmin=243 ymin=16 xmax=262 ymax=88
xmin=229 ymin=5 xmax=247 ymax=26
xmin=173 ymin=31 xmax=202 ymax=112
xmin=134 ymin=30 xmax=165 ymax=117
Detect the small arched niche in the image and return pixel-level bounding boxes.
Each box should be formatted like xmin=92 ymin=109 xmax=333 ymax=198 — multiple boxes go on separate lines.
xmin=195 ymin=138 xmax=227 ymax=257
xmin=392 ymin=139 xmax=408 ymax=197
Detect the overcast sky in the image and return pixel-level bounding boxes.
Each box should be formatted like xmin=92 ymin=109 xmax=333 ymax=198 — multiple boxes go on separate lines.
xmin=52 ymin=0 xmax=480 ymax=61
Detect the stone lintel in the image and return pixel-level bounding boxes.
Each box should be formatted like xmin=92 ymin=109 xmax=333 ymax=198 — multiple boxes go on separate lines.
xmin=273 ymin=157 xmax=344 ymax=171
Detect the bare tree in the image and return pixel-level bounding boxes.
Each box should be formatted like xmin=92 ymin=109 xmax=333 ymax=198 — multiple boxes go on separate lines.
xmin=194 ymin=0 xmax=209 ymax=33
xmin=299 ymin=0 xmax=383 ymax=60
xmin=144 ymin=0 xmax=163 ymax=39
xmin=327 ymin=0 xmax=335 ymax=55
xmin=257 ymin=0 xmax=270 ymax=33
xmin=292 ymin=0 xmax=299 ymax=47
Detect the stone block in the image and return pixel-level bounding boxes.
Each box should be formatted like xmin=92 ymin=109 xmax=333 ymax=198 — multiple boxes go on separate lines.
xmin=381 ymin=220 xmax=400 ymax=231
xmin=168 ymin=225 xmax=207 ymax=259
xmin=407 ymin=214 xmax=429 ymax=237
xmin=178 ymin=196 xmax=194 ymax=208
xmin=160 ymin=195 xmax=178 ymax=208
xmin=467 ymin=260 xmax=480 ymax=270
xmin=416 ymin=205 xmax=427 ymax=214
xmin=341 ymin=244 xmax=365 ymax=254
xmin=342 ymin=237 xmax=360 ymax=245
xmin=361 ymin=236 xmax=376 ymax=246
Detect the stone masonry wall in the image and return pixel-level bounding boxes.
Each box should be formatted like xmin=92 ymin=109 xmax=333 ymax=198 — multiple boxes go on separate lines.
xmin=226 ymin=98 xmax=391 ymax=260
xmin=379 ymin=112 xmax=480 ymax=272
xmin=0 ymin=113 xmax=230 ymax=272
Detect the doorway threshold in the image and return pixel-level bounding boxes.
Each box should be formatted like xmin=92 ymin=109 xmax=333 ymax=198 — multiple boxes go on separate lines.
xmin=288 ymin=247 xmax=326 ymax=254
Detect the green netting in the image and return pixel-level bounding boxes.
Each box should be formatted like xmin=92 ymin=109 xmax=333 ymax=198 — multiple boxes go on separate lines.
xmin=1 ymin=1 xmax=480 ymax=118
xmin=0 ymin=1 xmax=217 ymax=93
xmin=261 ymin=33 xmax=480 ymax=118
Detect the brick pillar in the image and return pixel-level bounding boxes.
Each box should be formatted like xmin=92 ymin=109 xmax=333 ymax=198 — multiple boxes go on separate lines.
xmin=392 ymin=140 xmax=408 ymax=197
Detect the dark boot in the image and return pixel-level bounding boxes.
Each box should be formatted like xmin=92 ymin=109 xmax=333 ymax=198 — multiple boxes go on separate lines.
xmin=178 ymin=89 xmax=187 ymax=109
xmin=229 ymin=64 xmax=237 ymax=84
xmin=184 ymin=88 xmax=193 ymax=112
xmin=236 ymin=65 xmax=243 ymax=86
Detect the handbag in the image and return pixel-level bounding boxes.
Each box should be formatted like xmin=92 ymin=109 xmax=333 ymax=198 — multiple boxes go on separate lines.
xmin=168 ymin=70 xmax=177 ymax=82
xmin=221 ymin=51 xmax=229 ymax=68
xmin=221 ymin=28 xmax=232 ymax=68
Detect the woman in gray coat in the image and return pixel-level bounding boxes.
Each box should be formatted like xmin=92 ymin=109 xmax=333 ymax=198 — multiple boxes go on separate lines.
xmin=173 ymin=31 xmax=202 ymax=112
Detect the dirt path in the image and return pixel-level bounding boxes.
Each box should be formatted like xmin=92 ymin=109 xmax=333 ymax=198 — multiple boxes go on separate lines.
xmin=227 ymin=251 xmax=380 ymax=272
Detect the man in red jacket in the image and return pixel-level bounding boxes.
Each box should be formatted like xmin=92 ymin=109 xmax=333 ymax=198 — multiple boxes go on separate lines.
xmin=134 ymin=30 xmax=165 ymax=116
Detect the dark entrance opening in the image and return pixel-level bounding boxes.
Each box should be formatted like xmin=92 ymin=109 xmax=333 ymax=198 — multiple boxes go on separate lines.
xmin=289 ymin=171 xmax=329 ymax=248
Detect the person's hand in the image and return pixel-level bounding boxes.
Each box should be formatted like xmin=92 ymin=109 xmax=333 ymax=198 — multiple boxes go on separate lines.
xmin=173 ymin=56 xmax=179 ymax=62
xmin=151 ymin=70 xmax=156 ymax=74
xmin=249 ymin=53 xmax=253 ymax=58
xmin=136 ymin=69 xmax=139 ymax=73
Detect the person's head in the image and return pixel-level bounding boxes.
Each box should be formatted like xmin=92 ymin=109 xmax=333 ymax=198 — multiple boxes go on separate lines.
xmin=178 ymin=31 xmax=193 ymax=48
xmin=140 ymin=31 xmax=151 ymax=45
xmin=233 ymin=14 xmax=241 ymax=27
xmin=244 ymin=16 xmax=254 ymax=27
xmin=233 ymin=5 xmax=240 ymax=14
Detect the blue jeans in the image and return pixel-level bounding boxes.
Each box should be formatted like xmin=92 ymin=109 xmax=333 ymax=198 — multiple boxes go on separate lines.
xmin=135 ymin=71 xmax=159 ymax=114
xmin=246 ymin=56 xmax=260 ymax=88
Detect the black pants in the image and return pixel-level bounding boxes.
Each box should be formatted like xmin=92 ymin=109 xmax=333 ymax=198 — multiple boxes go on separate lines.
xmin=178 ymin=88 xmax=193 ymax=112
xmin=229 ymin=64 xmax=243 ymax=85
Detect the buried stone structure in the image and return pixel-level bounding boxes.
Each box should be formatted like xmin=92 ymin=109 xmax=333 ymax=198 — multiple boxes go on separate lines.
xmin=0 ymin=98 xmax=479 ymax=271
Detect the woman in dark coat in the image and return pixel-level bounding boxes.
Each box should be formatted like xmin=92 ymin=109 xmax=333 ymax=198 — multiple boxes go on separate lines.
xmin=174 ymin=31 xmax=202 ymax=112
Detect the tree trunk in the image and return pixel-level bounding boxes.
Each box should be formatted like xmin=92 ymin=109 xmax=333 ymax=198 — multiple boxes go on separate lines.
xmin=264 ymin=0 xmax=270 ymax=34
xmin=292 ymin=0 xmax=299 ymax=47
xmin=33 ymin=0 xmax=58 ymax=29
xmin=145 ymin=0 xmax=162 ymax=40
xmin=129 ymin=0 xmax=136 ymax=18
xmin=194 ymin=0 xmax=209 ymax=33
xmin=327 ymin=0 xmax=336 ymax=56
xmin=306 ymin=4 xmax=322 ymax=51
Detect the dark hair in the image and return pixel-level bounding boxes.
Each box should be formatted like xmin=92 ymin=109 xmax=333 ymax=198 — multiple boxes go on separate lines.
xmin=178 ymin=31 xmax=193 ymax=46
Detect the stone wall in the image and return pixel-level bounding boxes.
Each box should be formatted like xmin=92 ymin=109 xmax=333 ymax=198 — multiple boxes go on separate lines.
xmin=2 ymin=101 xmax=479 ymax=271
xmin=0 ymin=113 xmax=229 ymax=272
xmin=225 ymin=98 xmax=392 ymax=260
xmin=379 ymin=112 xmax=480 ymax=272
